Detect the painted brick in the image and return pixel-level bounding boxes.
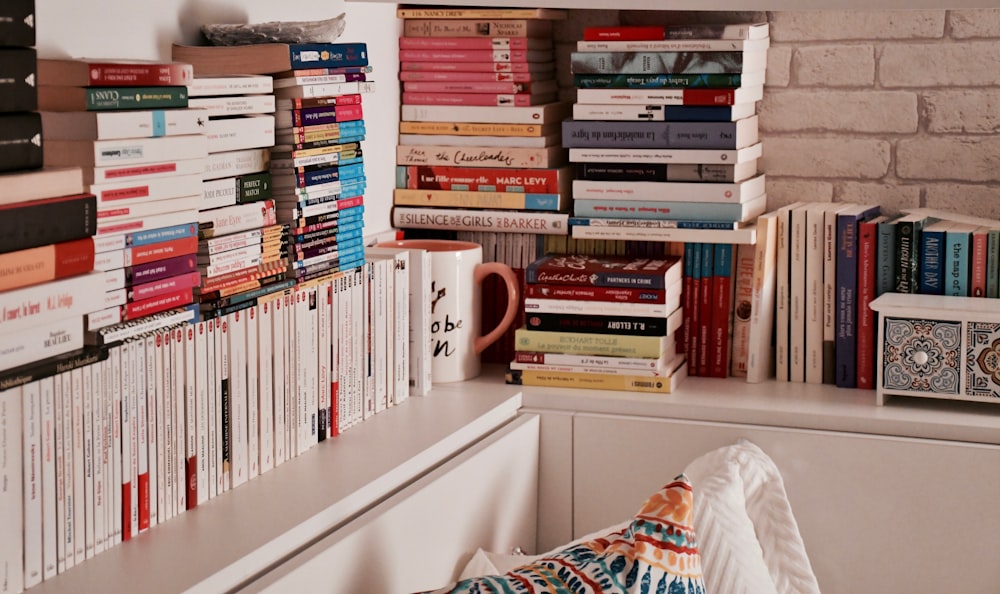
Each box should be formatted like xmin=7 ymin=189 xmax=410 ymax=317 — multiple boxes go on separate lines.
xmin=925 ymin=184 xmax=1000 ymax=219
xmin=768 ymin=11 xmax=944 ymax=42
xmin=766 ymin=45 xmax=792 ymax=87
xmin=897 ymin=137 xmax=1000 ymax=182
xmin=764 ymin=179 xmax=834 ymax=211
xmin=762 ymin=138 xmax=891 ymax=178
xmin=881 ymin=42 xmax=1000 ymax=86
xmin=794 ymin=45 xmax=875 ymax=87
xmin=949 ymin=9 xmax=1000 ymax=39
xmin=835 ymin=182 xmax=922 ymax=215
xmin=923 ymin=90 xmax=1000 ymax=134
xmin=758 ymin=90 xmax=917 ymax=133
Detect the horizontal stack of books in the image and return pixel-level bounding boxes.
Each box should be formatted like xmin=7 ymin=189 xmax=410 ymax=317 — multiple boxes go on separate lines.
xmin=507 ymin=254 xmax=687 ymax=393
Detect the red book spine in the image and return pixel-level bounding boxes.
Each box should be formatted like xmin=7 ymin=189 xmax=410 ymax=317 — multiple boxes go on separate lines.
xmin=681 ymin=88 xmax=740 ymax=106
xmin=708 ymin=244 xmax=734 ymax=378
xmin=399 ymin=70 xmax=538 ymax=82
xmin=524 ymin=283 xmax=665 ymax=303
xmin=583 ymin=26 xmax=665 ymax=41
xmin=697 ymin=243 xmax=714 ymax=376
xmin=124 ymin=287 xmax=193 ymax=320
xmin=403 ymin=80 xmax=545 ymax=94
xmin=399 ymin=36 xmax=538 ymax=50
xmin=971 ymin=228 xmax=988 ymax=297
xmin=129 ymin=271 xmax=202 ymax=302
xmin=402 ymin=91 xmax=542 ymax=107
xmin=138 ymin=472 xmax=150 ymax=531
xmin=398 ymin=49 xmax=541 ymax=62
xmin=186 ymin=456 xmax=197 ymax=510
xmin=399 ymin=61 xmax=541 ymax=73
xmin=87 ymin=62 xmax=193 ymax=86
xmin=0 ymin=237 xmax=95 ymax=292
xmin=128 ymin=236 xmax=198 ymax=266
xmin=121 ymin=482 xmax=132 ymax=540
xmin=855 ymin=218 xmax=879 ymax=390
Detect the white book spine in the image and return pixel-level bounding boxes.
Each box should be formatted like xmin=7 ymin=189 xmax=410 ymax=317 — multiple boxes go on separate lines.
xmin=204 ymin=115 xmax=275 ymax=154
xmin=258 ymin=300 xmax=275 ymax=473
xmin=228 ymin=312 xmax=248 ymax=488
xmin=354 ymin=269 xmax=366 ymax=425
xmin=805 ymin=205 xmax=826 ymax=384
xmin=392 ymin=253 xmax=410 ymax=405
xmin=135 ymin=337 xmax=148 ymax=533
xmin=333 ymin=277 xmax=346 ymax=433
xmin=245 ymin=307 xmax=260 ymax=480
xmin=195 ymin=322 xmax=209 ymax=505
xmin=271 ymin=297 xmax=286 ymax=467
xmin=91 ymin=173 xmax=204 ymax=207
xmin=293 ymin=290 xmax=307 ymax=453
xmin=409 ymin=249 xmax=432 ymax=397
xmin=0 ymin=317 xmax=84 ymax=374
xmin=205 ymin=321 xmax=218 ymax=500
xmin=774 ymin=205 xmax=795 ymax=382
xmin=22 ymin=381 xmax=42 ymax=587
xmin=789 ymin=205 xmax=807 ymax=384
xmin=70 ymin=368 xmax=86 ymax=562
xmin=307 ymin=289 xmax=319 ymax=447
xmin=375 ymin=259 xmax=389 ymax=414
xmin=183 ymin=326 xmax=197 ymax=508
xmin=286 ymin=293 xmax=298 ymax=454
xmin=0 ymin=386 xmax=23 ymax=594
xmin=144 ymin=334 xmax=157 ymax=528
xmin=0 ymin=272 xmax=104 ymax=336
xmin=161 ymin=332 xmax=174 ymax=520
xmin=188 ymin=94 xmax=276 ymax=117
xmin=203 ymin=148 xmax=271 ymax=182
xmin=90 ymin=360 xmax=105 ymax=557
xmin=316 ymin=284 xmax=331 ymax=440
xmin=117 ymin=344 xmax=132 ymax=542
xmin=55 ymin=374 xmax=68 ymax=573
xmin=153 ymin=332 xmax=166 ymax=524
xmin=570 ymin=175 xmax=765 ymax=203
xmin=40 ymin=377 xmax=58 ymax=577
xmin=102 ymin=357 xmax=115 ymax=550
xmin=87 ymin=156 xmax=205 ymax=186
xmin=80 ymin=365 xmax=95 ymax=561
xmin=127 ymin=341 xmax=139 ymax=539
xmin=171 ymin=328 xmax=186 ymax=513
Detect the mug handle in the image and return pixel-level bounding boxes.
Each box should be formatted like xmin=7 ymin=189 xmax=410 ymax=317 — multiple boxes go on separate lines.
xmin=473 ymin=262 xmax=520 ymax=355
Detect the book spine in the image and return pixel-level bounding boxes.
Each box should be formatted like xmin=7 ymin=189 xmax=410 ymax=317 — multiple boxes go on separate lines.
xmin=392 ymin=206 xmax=568 ymax=235
xmin=194 ymin=323 xmax=209 ymax=503
xmin=946 ymin=228 xmax=971 ymax=297
xmin=92 ymin=173 xmax=203 ymax=207
xmin=71 ymin=87 xmax=189 ymax=111
xmin=572 ymin=196 xmax=765 ymax=222
xmin=199 ymin=200 xmax=276 ymax=238
xmin=72 ymin=63 xmax=193 ymax=86
xmin=571 ymin=103 xmax=745 ymax=123
xmin=188 ymin=94 xmax=276 ymax=117
xmin=393 ymin=188 xmax=565 ymax=211
xmin=127 ymin=254 xmax=197 ymax=286
xmin=583 ymin=26 xmax=667 ymax=41
xmin=515 ymin=327 xmax=672 ymax=359
xmin=570 ymin=50 xmax=753 ymax=74
xmin=568 ymin=145 xmax=757 ymax=165
xmin=70 ymin=367 xmax=87 ymax=559
xmin=524 ymin=294 xmax=677 ymax=317
xmin=988 ymin=230 xmax=1000 ymax=299
xmin=575 ymin=87 xmax=755 ymax=106
xmin=402 ymin=79 xmax=554 ymax=94
xmin=0 ymin=112 xmax=43 ymax=172
xmin=1 ymin=386 xmax=25 ymax=594
xmin=0 ymin=0 xmax=34 ymax=45
xmin=398 ymin=49 xmax=546 ymax=62
xmin=40 ymin=377 xmax=58 ymax=577
xmin=918 ymin=225 xmax=946 ymax=295
xmin=524 ymin=283 xmax=665 ymax=303
xmin=288 ymin=43 xmax=368 ymax=70
xmin=574 ymin=162 xmax=748 ymax=184
xmin=570 ymin=175 xmax=763 ymax=203
xmin=22 ymin=380 xmax=42 ymax=588
xmin=894 ymin=218 xmax=920 ymax=294
xmin=562 ymin=119 xmax=748 ymax=150
xmin=402 ymin=90 xmax=550 ymax=107
xmin=708 ymin=243 xmax=734 ymax=378
xmin=276 ymin=94 xmax=364 ymax=111
xmin=203 ymin=148 xmax=270 ymax=183
xmin=855 ymin=218 xmax=879 ymax=390
xmin=696 ymin=243 xmax=714 ymax=376
xmin=573 ymin=73 xmax=746 ymax=88
xmin=395 ymin=165 xmax=565 ymax=193
xmin=396 ymin=7 xmax=563 ymax=19
xmin=0 ymin=48 xmax=37 ymax=112
xmin=729 ymin=243 xmax=754 ymax=377
xmin=0 ymin=317 xmax=84 ymax=373
xmin=971 ymin=228 xmax=988 ymax=297
xmin=875 ymin=218 xmax=897 ymax=297
xmin=399 ymin=36 xmax=543 ymax=51
xmin=402 ymin=19 xmax=549 ymax=38
xmin=835 ymin=211 xmax=876 ymax=389
xmin=506 ymin=366 xmax=685 ymax=394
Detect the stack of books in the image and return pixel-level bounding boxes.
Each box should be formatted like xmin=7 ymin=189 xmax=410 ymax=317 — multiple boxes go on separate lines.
xmin=269 ymin=44 xmax=373 ymax=282
xmin=0 ymin=0 xmax=40 ymax=175
xmin=507 ymin=254 xmax=687 ymax=393
xmin=37 ymin=57 xmax=206 ymax=337
xmin=392 ymin=5 xmax=573 ymax=236
xmin=564 ymin=21 xmax=769 ymax=244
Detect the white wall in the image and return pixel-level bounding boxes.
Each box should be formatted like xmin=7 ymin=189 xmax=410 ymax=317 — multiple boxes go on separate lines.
xmin=36 ymin=0 xmax=400 ymax=236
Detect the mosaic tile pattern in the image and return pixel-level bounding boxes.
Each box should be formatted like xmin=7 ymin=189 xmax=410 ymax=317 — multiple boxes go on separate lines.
xmin=966 ymin=321 xmax=1000 ymax=399
xmin=882 ymin=317 xmax=961 ymax=394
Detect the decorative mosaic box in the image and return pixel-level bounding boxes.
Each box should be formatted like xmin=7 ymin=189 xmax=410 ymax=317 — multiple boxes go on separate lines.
xmin=870 ymin=293 xmax=1000 ymax=406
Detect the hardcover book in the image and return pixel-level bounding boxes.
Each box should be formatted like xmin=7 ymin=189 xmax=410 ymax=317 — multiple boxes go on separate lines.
xmin=0 ymin=0 xmax=34 ymax=46
xmin=0 ymin=192 xmax=96 ymax=254
xmin=583 ymin=23 xmax=770 ymax=41
xmin=171 ymin=42 xmax=368 ymax=76
xmin=526 ymin=254 xmax=682 ymax=290
xmin=0 ymin=111 xmax=42 ymax=172
xmin=38 ymin=86 xmax=189 ymax=112
xmin=572 ymin=102 xmax=757 ymax=122
xmin=0 ymin=47 xmax=38 ymax=112
xmin=834 ymin=203 xmax=880 ymax=388
xmin=402 ymin=18 xmax=553 ymax=38
xmin=37 ymin=58 xmax=193 ymax=87
xmin=562 ymin=117 xmax=758 ymax=150
xmin=570 ymin=50 xmax=768 ymax=75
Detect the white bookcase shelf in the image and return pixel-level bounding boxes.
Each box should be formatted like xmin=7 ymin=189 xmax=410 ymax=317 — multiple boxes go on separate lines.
xmin=349 ymin=0 xmax=997 ymax=11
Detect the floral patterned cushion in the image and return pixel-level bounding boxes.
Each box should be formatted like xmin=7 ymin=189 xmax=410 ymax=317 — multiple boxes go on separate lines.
xmin=424 ymin=475 xmax=705 ymax=594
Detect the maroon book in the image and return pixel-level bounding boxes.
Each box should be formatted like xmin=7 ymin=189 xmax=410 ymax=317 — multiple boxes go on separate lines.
xmin=525 ymin=254 xmax=682 ymax=290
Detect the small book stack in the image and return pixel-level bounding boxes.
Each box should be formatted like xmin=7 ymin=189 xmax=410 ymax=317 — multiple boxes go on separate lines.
xmin=37 ymin=56 xmax=207 ymax=338
xmin=269 ymin=43 xmax=372 ymax=282
xmin=565 ymin=22 xmax=769 ymax=244
xmin=507 ymin=254 xmax=687 ymax=394
xmin=392 ymin=5 xmax=573 ymax=237
xmin=182 ymin=72 xmax=291 ymax=321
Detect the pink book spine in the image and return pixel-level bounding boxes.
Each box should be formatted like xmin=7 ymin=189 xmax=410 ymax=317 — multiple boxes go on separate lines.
xmin=399 ymin=70 xmax=538 ymax=82
xmin=398 ymin=36 xmax=536 ymax=50
xmin=398 ymin=49 xmax=540 ymax=62
xmin=402 ymin=91 xmax=540 ymax=107
xmin=971 ymin=228 xmax=988 ymax=297
xmin=400 ymin=61 xmax=539 ymax=73
xmin=403 ymin=80 xmax=541 ymax=94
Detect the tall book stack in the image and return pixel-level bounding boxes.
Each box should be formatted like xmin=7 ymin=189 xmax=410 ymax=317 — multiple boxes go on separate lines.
xmin=565 ymin=22 xmax=769 ymax=243
xmin=392 ymin=5 xmax=573 ymax=237
xmin=183 ymin=73 xmax=291 ymax=320
xmin=268 ymin=43 xmax=372 ymax=282
xmin=37 ymin=57 xmax=208 ymax=338
xmin=507 ymin=254 xmax=687 ymax=394
xmin=0 ymin=0 xmax=40 ymax=175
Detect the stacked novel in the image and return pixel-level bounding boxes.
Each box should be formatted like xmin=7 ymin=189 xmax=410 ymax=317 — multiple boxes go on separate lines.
xmin=183 ymin=73 xmax=291 ymax=320
xmin=393 ymin=5 xmax=573 ymax=237
xmin=565 ymin=22 xmax=769 ymax=243
xmin=507 ymin=254 xmax=687 ymax=393
xmin=269 ymin=44 xmax=372 ymax=282
xmin=37 ymin=57 xmax=206 ymax=337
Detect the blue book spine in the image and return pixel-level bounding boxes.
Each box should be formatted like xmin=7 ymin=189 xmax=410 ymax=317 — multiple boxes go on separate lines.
xmin=835 ymin=206 xmax=880 ymax=389
xmin=687 ymin=243 xmax=702 ymax=372
xmin=561 ymin=119 xmax=744 ymax=149
xmin=875 ymin=217 xmax=897 ymax=297
xmin=918 ymin=226 xmax=946 ymax=295
xmin=945 ymin=228 xmax=971 ymax=297
xmin=572 ymin=198 xmax=756 ymax=222
xmin=661 ymin=105 xmax=749 ymax=122
xmin=129 ymin=222 xmax=198 ymax=247
xmin=288 ymin=43 xmax=369 ymax=69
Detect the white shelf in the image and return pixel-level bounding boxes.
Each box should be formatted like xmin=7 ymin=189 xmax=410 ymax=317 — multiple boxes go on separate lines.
xmin=509 ymin=366 xmax=1000 ymax=445
xmin=348 ymin=0 xmax=998 ymax=11
xmin=30 ymin=381 xmax=522 ymax=594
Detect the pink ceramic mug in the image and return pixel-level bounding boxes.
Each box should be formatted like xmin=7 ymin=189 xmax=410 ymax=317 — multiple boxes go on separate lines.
xmin=376 ymin=239 xmax=519 ymax=382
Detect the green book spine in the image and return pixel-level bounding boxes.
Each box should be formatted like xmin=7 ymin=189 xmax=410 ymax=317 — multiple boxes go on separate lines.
xmin=85 ymin=86 xmax=189 ymax=110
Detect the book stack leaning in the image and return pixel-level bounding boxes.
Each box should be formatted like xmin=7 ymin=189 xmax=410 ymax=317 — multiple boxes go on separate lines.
xmin=507 ymin=254 xmax=687 ymax=393
xmin=392 ymin=5 xmax=573 ymax=237
xmin=37 ymin=56 xmax=207 ymax=342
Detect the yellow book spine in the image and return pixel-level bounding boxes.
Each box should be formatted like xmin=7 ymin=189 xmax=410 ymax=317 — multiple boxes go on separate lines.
xmin=398 ymin=121 xmax=557 ymax=137
xmin=514 ymin=328 xmax=670 ymax=358
xmin=507 ymin=365 xmax=687 ymax=393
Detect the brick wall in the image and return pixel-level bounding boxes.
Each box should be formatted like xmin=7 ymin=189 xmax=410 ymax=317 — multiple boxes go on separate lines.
xmin=554 ymin=9 xmax=1000 ymax=217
